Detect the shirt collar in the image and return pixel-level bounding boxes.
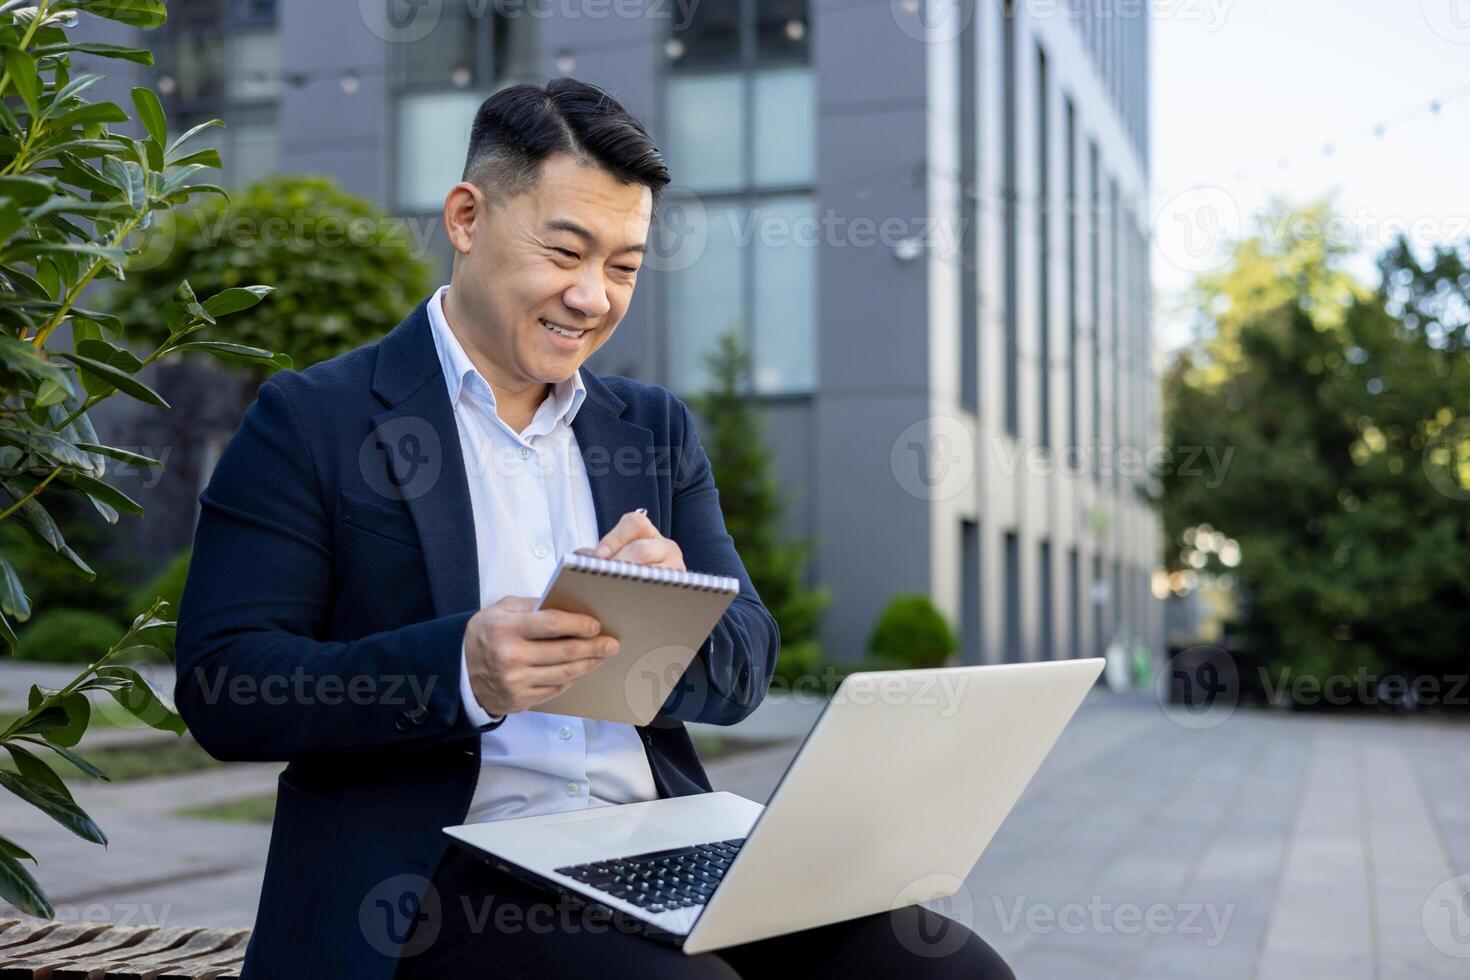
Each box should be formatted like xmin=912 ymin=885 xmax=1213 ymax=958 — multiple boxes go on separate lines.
xmin=425 ymin=284 xmax=587 ymax=427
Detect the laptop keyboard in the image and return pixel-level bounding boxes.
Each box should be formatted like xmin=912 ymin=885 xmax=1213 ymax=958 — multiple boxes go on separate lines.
xmin=554 ymin=838 xmax=746 ymax=913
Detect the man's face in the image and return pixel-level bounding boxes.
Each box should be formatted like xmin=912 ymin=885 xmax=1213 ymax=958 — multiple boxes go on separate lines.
xmin=450 ymin=152 xmax=652 ymax=386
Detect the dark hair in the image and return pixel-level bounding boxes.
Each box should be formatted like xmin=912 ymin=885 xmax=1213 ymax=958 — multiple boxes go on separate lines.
xmin=462 ymin=78 xmax=669 ymax=210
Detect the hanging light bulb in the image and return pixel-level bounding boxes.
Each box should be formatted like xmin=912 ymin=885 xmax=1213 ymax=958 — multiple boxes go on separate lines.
xmin=555 ymin=49 xmax=575 ymax=75
xmin=340 ymin=70 xmax=360 ymax=94
xmin=451 ymin=66 xmax=472 ymax=88
xmin=664 ymin=38 xmax=685 ymax=60
xmin=785 ymin=18 xmax=806 ymax=42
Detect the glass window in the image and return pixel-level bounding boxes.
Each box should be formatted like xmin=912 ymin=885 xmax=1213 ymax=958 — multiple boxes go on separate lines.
xmin=752 ymin=67 xmax=813 ymax=186
xmin=392 ymin=4 xmax=477 ymax=90
xmin=666 ymin=74 xmax=745 ymax=193
xmin=493 ymin=7 xmax=540 ymax=82
xmin=228 ymin=29 xmax=280 ymax=102
xmin=751 ymin=195 xmax=815 ymax=392
xmin=395 ymin=91 xmax=482 ymax=213
xmin=756 ymin=0 xmax=809 ymax=59
xmin=665 ymin=202 xmax=745 ymax=394
xmin=165 ymin=32 xmax=225 ymax=103
xmin=670 ymin=2 xmax=741 ymax=65
xmin=231 ymin=118 xmax=281 ymax=188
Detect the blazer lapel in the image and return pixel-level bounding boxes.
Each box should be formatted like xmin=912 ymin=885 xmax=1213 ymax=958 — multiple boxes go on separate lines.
xmin=369 ymin=300 xmax=480 ymax=618
xmin=571 ymin=373 xmax=662 ymax=539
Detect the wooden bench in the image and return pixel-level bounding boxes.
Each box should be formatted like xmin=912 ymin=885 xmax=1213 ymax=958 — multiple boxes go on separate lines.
xmin=0 ymin=919 xmax=247 ymax=979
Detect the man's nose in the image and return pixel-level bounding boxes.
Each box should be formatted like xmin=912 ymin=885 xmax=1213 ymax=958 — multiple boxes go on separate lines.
xmin=563 ymin=269 xmax=611 ymax=320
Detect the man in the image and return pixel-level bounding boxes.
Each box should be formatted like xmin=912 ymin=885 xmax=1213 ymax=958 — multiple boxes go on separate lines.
xmin=176 ymin=78 xmax=1013 ymax=979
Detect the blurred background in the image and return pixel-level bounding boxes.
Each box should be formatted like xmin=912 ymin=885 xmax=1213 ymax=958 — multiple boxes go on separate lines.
xmin=2 ymin=1 xmax=1468 ymax=977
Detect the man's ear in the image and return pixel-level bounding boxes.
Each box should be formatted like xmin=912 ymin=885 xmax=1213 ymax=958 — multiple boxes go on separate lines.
xmin=443 ymin=181 xmax=483 ymax=255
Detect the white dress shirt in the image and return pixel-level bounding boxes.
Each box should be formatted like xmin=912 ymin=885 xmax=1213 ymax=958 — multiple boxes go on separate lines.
xmin=428 ymin=285 xmax=658 ymax=823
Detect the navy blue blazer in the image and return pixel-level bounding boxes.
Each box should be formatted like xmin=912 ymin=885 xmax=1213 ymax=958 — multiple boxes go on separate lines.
xmin=174 ymin=297 xmax=780 ymax=979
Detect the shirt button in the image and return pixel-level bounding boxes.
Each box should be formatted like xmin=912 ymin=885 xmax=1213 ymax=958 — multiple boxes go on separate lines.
xmin=558 ymin=725 xmax=573 ymax=740
xmin=533 ymin=544 xmax=549 ymax=559
xmin=565 ymin=781 xmax=580 ymax=796
xmin=519 ymin=447 xmax=531 ymax=459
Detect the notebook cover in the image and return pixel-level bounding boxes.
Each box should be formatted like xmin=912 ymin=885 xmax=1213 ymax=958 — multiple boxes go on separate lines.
xmin=529 ymin=554 xmax=740 ymax=725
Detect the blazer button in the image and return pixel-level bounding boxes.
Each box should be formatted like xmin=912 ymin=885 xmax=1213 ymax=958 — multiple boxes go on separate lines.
xmin=393 ymin=711 xmax=411 ymax=732
xmin=408 ymin=705 xmax=428 ymax=726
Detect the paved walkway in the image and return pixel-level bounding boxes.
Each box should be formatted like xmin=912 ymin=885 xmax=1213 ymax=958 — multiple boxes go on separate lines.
xmin=4 ymin=669 xmax=1469 ymax=977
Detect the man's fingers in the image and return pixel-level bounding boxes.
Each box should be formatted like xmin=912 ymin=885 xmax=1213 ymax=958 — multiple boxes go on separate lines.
xmin=607 ymin=537 xmax=665 ymax=565
xmin=518 ymin=608 xmax=603 ymax=640
xmin=500 ymin=635 xmax=620 ymax=667
xmin=593 ymin=510 xmax=656 ymax=558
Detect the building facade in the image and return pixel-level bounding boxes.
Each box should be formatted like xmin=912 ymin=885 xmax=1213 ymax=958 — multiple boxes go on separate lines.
xmin=96 ymin=0 xmax=1160 ymax=665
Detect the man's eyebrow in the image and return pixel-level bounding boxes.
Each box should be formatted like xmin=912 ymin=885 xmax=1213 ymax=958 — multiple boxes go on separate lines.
xmin=544 ymin=218 xmax=646 ymax=254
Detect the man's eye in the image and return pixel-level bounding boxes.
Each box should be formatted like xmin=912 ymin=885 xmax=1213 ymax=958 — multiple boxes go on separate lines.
xmin=616 ymin=266 xmax=640 ymax=276
xmin=554 ymin=248 xmax=579 ymax=260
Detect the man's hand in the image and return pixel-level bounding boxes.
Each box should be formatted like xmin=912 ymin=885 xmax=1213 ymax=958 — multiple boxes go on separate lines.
xmin=584 ymin=509 xmax=686 ymax=570
xmin=464 ymin=596 xmax=620 ymax=715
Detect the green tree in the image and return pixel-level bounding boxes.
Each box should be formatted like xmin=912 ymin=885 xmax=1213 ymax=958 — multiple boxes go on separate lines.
xmin=1159 ymin=201 xmax=1470 ymax=682
xmin=105 ymin=173 xmax=435 ymax=373
xmin=689 ymin=333 xmax=831 ymax=682
xmin=0 ymin=1 xmax=287 ymax=916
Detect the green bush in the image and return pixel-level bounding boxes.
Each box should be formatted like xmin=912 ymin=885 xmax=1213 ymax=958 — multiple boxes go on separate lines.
xmin=107 ymin=173 xmax=436 ymax=375
xmin=867 ymin=594 xmax=957 ymax=669
xmin=130 ymin=550 xmax=190 ymax=620
xmin=16 ymin=609 xmax=126 ymax=665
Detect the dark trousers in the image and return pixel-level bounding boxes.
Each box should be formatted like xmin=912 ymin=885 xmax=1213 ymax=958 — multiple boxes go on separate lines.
xmin=395 ymin=846 xmax=1014 ymax=979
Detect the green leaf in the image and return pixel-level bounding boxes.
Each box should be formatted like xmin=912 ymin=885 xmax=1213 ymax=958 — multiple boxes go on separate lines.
xmin=75 ymin=442 xmax=163 ymax=469
xmin=44 ymin=74 xmax=106 ymax=119
xmin=165 ymin=147 xmax=222 ymax=170
xmin=169 ymin=341 xmax=292 ymax=371
xmin=56 ymin=353 xmax=170 ymax=409
xmin=68 ymin=0 xmax=169 ymax=29
xmin=0 ymin=552 xmax=30 ymax=621
xmin=4 ymin=742 xmax=72 ymax=801
xmin=0 ymin=176 xmax=58 ymax=207
xmin=0 ymin=835 xmax=34 ymax=863
xmin=0 ymin=610 xmax=17 ymax=651
xmin=0 ymin=335 xmax=68 ymax=386
xmin=201 ymin=285 xmax=274 ymax=317
xmin=0 ymin=847 xmax=51 ymax=918
xmin=32 ymin=41 xmax=155 ymax=66
xmin=98 ymin=664 xmax=185 ymax=734
xmin=77 ymin=337 xmax=144 ymax=374
xmin=3 ymin=47 xmax=39 ymax=120
xmin=130 ymin=87 xmax=166 ymax=146
xmin=13 ymin=736 xmax=108 ymax=781
xmin=100 ymin=158 xmax=146 ymax=213
xmin=0 ymin=425 xmax=102 ymax=473
xmin=165 ymin=118 xmax=223 ymax=161
xmin=41 ymin=692 xmax=91 ymax=748
xmin=50 ymin=101 xmax=130 ymax=129
xmin=58 ymin=470 xmax=144 ymax=516
xmin=0 ymin=770 xmax=107 ymax=845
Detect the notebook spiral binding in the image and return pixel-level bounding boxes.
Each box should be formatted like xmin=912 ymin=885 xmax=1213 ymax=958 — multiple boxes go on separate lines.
xmin=562 ymin=552 xmax=740 ymax=595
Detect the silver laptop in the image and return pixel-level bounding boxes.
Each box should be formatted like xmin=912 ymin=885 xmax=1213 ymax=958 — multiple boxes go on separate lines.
xmin=444 ymin=658 xmax=1103 ymax=954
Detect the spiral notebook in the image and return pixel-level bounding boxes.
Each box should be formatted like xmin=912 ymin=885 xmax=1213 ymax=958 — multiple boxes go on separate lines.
xmin=529 ymin=552 xmax=742 ymax=726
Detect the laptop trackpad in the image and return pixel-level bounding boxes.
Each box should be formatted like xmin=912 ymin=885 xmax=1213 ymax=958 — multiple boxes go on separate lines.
xmin=549 ymin=811 xmax=685 ymax=855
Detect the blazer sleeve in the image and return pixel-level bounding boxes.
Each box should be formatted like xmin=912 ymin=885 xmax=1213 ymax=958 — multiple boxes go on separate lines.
xmin=655 ymin=398 xmax=781 ymax=727
xmin=174 ymin=378 xmax=504 ymax=763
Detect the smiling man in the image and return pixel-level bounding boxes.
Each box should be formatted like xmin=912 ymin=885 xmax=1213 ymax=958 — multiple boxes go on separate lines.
xmin=175 ymin=79 xmax=1011 ymax=979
